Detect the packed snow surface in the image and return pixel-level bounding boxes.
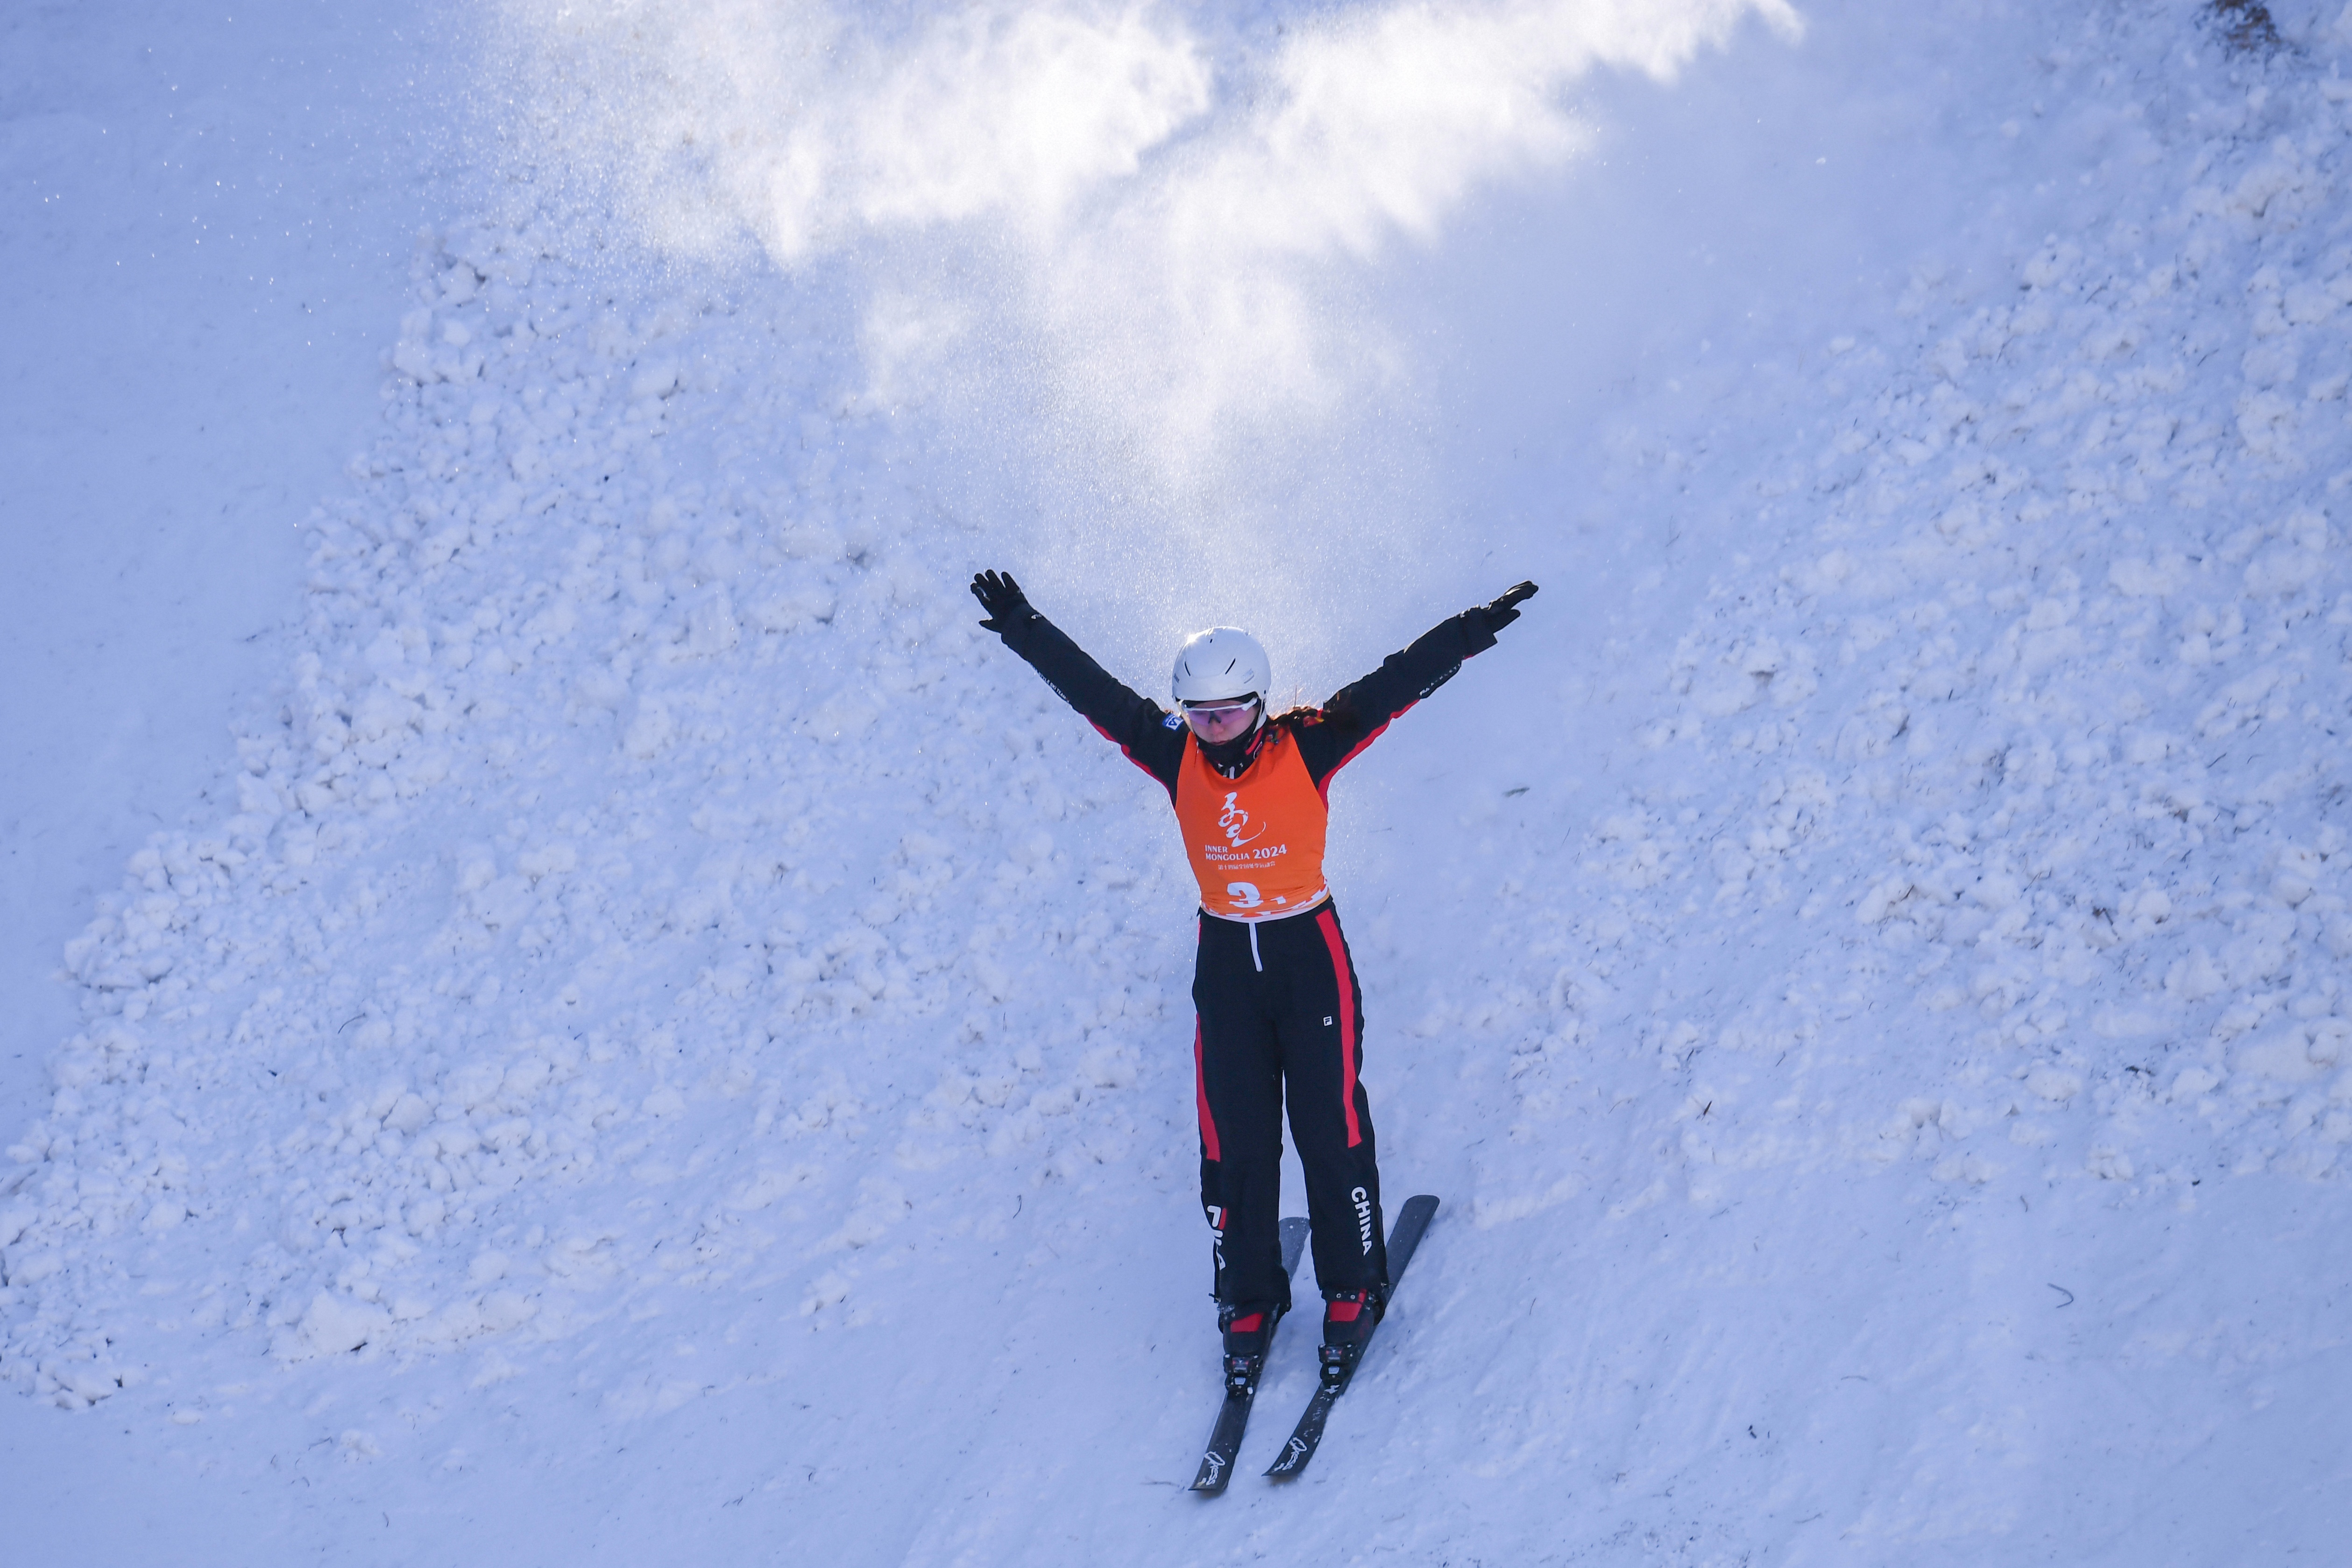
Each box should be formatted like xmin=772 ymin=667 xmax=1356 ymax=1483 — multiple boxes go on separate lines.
xmin=0 ymin=0 xmax=456 ymax=1120
xmin=5 ymin=0 xmax=2352 ymax=1562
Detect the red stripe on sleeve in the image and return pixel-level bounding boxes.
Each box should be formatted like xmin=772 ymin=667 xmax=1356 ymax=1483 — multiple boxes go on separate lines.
xmin=1089 ymin=718 xmax=1180 ymax=800
xmin=1315 ymin=707 xmax=1412 ymax=803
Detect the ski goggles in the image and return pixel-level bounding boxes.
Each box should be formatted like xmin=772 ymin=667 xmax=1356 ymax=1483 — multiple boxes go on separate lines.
xmin=1180 ymin=697 xmax=1260 ymax=723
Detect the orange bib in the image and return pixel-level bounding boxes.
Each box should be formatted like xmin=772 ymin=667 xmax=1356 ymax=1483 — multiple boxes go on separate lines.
xmin=1174 ymin=725 xmax=1329 ymax=920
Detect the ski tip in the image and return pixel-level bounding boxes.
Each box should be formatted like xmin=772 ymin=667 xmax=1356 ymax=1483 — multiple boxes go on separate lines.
xmin=1263 ymin=1440 xmax=1312 ymax=1480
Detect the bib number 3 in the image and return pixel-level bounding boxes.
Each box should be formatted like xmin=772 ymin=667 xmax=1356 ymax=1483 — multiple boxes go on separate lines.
xmin=1225 ymin=881 xmax=1262 ymax=909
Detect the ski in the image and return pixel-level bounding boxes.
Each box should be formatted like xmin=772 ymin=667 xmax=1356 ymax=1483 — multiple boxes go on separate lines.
xmin=1263 ymin=1193 xmax=1440 ymax=1481
xmin=1189 ymin=1215 xmax=1312 ymax=1495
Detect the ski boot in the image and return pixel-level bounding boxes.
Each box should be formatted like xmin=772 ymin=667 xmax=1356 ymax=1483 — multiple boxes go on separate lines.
xmin=1316 ymin=1284 xmax=1389 ymax=1395
xmin=1218 ymin=1300 xmax=1287 ymax=1398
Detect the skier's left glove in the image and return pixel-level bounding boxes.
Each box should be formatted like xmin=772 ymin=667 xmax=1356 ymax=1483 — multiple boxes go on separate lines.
xmin=1461 ymin=580 xmax=1537 ymax=650
xmin=970 ymin=570 xmax=1040 ymax=633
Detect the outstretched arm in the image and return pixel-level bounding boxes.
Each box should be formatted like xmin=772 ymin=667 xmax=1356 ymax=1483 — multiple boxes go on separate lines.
xmin=1293 ymin=582 xmax=1537 ymax=789
xmin=970 ymin=571 xmax=1186 ymax=796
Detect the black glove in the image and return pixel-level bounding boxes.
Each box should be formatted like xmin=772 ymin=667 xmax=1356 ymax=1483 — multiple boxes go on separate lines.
xmin=970 ymin=570 xmax=1038 ymax=632
xmin=1466 ymin=581 xmax=1538 ymax=639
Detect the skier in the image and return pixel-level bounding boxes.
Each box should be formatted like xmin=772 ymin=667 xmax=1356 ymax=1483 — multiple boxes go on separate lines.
xmin=969 ymin=570 xmax=1537 ymax=1396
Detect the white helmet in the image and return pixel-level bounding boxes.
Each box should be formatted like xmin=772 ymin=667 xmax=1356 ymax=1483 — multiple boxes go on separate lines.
xmin=1170 ymin=627 xmax=1271 ymax=706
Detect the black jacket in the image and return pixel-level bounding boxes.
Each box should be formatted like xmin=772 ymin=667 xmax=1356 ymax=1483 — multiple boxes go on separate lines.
xmin=997 ymin=611 xmax=1499 ymax=801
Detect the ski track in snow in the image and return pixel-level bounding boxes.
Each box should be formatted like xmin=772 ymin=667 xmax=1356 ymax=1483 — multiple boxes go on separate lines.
xmin=6 ymin=0 xmax=2352 ymax=1562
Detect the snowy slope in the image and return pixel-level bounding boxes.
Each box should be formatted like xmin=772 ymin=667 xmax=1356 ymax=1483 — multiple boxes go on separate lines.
xmin=0 ymin=0 xmax=460 ymax=1118
xmin=5 ymin=1 xmax=2352 ymax=1563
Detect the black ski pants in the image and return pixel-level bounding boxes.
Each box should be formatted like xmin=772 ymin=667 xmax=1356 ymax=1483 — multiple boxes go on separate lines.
xmin=1192 ymin=901 xmax=1387 ymax=1308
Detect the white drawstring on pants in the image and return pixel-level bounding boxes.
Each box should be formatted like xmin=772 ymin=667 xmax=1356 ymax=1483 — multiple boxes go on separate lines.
xmin=1202 ymin=894 xmax=1327 ymax=971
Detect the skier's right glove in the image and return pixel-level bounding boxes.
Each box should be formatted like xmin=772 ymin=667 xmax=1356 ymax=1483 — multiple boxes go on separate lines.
xmin=970 ymin=570 xmax=1039 ymax=633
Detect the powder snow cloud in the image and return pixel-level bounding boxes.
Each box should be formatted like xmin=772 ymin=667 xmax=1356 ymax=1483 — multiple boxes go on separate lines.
xmin=493 ymin=0 xmax=1801 ymax=468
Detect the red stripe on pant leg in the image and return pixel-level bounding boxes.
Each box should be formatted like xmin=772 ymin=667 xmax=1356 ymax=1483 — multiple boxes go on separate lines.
xmin=1194 ymin=1020 xmax=1221 ymax=1162
xmin=1315 ymin=908 xmax=1361 ymax=1148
